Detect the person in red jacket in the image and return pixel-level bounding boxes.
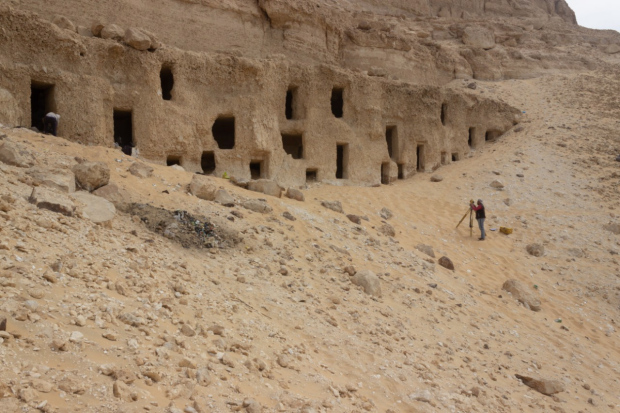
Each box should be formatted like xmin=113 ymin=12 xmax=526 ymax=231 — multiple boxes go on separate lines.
xmin=470 ymin=199 xmax=486 ymax=240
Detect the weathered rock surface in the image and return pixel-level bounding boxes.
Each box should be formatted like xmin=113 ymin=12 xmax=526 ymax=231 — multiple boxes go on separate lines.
xmin=430 ymin=174 xmax=444 ymax=182
xmin=490 ymin=180 xmax=505 ymax=189
xmin=128 ymin=162 xmax=153 ymax=178
xmin=515 ymin=375 xmax=565 ymax=395
xmin=603 ymin=222 xmax=620 ymax=235
xmin=27 ymin=167 xmax=75 ymax=193
xmin=378 ymin=223 xmax=395 ymax=237
xmin=214 ymin=189 xmax=235 ymax=206
xmin=247 ymin=179 xmax=283 ymax=198
xmin=101 ymin=24 xmax=124 ymax=40
xmin=380 ymin=207 xmax=393 ymax=220
xmin=416 ymin=244 xmax=435 ymax=258
xmin=526 ymin=243 xmax=545 ymax=257
xmin=502 ymin=279 xmax=541 ymax=311
xmin=189 ymin=175 xmax=217 ymax=201
xmin=92 ymin=183 xmax=126 ymax=207
xmin=52 ymin=15 xmax=75 ymax=32
xmin=70 ymin=191 xmax=116 ymax=223
xmin=29 ymin=187 xmax=75 ymax=216
xmin=462 ymin=26 xmax=496 ymax=50
xmin=351 ymin=270 xmax=382 ymax=297
xmin=73 ymin=161 xmax=110 ymax=192
xmin=0 ymin=140 xmax=35 ymax=167
xmin=347 ymin=214 xmax=361 ymax=224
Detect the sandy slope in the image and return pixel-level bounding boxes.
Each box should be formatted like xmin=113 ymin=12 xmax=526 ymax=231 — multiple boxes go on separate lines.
xmin=0 ymin=68 xmax=619 ymax=413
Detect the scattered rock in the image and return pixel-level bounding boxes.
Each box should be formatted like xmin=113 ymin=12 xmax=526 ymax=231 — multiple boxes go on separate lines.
xmin=196 ymin=368 xmax=211 ymax=386
xmin=101 ymin=24 xmax=124 ymax=40
xmin=351 ymin=270 xmax=382 ymax=297
xmin=243 ymin=398 xmax=261 ymax=413
xmin=91 ymin=20 xmax=105 ymax=36
xmin=502 ymin=279 xmax=541 ymax=311
xmin=247 ymin=179 xmax=283 ymax=198
xmin=438 ymin=256 xmax=454 ymax=271
xmin=70 ymin=191 xmax=116 ymax=223
xmin=344 ymin=266 xmax=356 ymax=276
xmin=29 ymin=187 xmax=75 ymax=216
xmin=230 ymin=177 xmax=249 ymax=189
xmin=31 ymin=379 xmax=53 ymax=393
xmin=214 ymin=189 xmax=235 ymax=206
xmin=346 ymin=214 xmax=361 ymax=224
xmin=277 ymin=354 xmax=291 ymax=368
xmin=128 ymin=162 xmax=153 ymax=178
xmin=409 ymin=389 xmax=433 ymax=403
xmin=604 ymin=44 xmax=620 ymax=54
xmin=430 ymin=174 xmax=443 ymax=182
xmin=282 ymin=211 xmax=296 ymax=221
xmin=189 ymin=175 xmax=217 ymax=201
xmin=603 ymin=222 xmax=620 ymax=235
xmin=416 ymin=244 xmax=435 ymax=258
xmin=490 ymin=180 xmax=505 ymax=189
xmin=526 ymin=243 xmax=545 ymax=257
xmin=92 ymin=183 xmax=125 ymax=207
xmin=285 ymin=187 xmax=305 ymax=201
xmin=0 ymin=140 xmax=35 ymax=167
xmin=467 ymin=82 xmax=477 ymax=90
xmin=242 ymin=199 xmax=272 ymax=214
xmin=124 ymin=28 xmax=151 ymax=51
xmin=321 ymin=200 xmax=344 ymax=214
xmin=180 ymin=324 xmax=196 ymax=337
xmin=73 ymin=161 xmax=110 ymax=191
xmin=378 ymin=223 xmax=395 ymax=237
xmin=515 ymin=375 xmax=565 ymax=395
xmin=379 ymin=207 xmax=393 ymax=220
xmin=113 ymin=380 xmax=137 ymax=402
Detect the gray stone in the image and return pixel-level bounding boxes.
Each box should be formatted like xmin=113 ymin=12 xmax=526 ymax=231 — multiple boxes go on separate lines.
xmin=430 ymin=174 xmax=443 ymax=182
xmin=29 ymin=187 xmax=75 ymax=216
xmin=467 ymin=82 xmax=477 ymax=90
xmin=322 ymin=200 xmax=344 ymax=213
xmin=128 ymin=162 xmax=153 ymax=178
xmin=73 ymin=161 xmax=110 ymax=191
xmin=438 ymin=256 xmax=454 ymax=271
xmin=70 ymin=191 xmax=116 ymax=223
xmin=91 ymin=20 xmax=105 ymax=36
xmin=101 ymin=24 xmax=124 ymax=40
xmin=515 ymin=375 xmax=564 ymax=395
xmin=379 ymin=207 xmax=393 ymax=220
xmin=490 ymin=179 xmax=505 ymax=189
xmin=347 ymin=214 xmax=361 ymax=224
xmin=502 ymin=279 xmax=541 ymax=311
xmin=92 ymin=183 xmax=126 ymax=207
xmin=0 ymin=140 xmax=35 ymax=167
xmin=189 ymin=175 xmax=217 ymax=201
xmin=285 ymin=187 xmax=305 ymax=202
xmin=124 ymin=28 xmax=151 ymax=51
xmin=282 ymin=211 xmax=296 ymax=221
xmin=351 ymin=269 xmax=382 ymax=297
xmin=526 ymin=243 xmax=545 ymax=257
xmin=416 ymin=244 xmax=435 ymax=258
xmin=27 ymin=167 xmax=76 ymax=193
xmin=378 ymin=223 xmax=395 ymax=237
xmin=603 ymin=222 xmax=620 ymax=235
xmin=242 ymin=199 xmax=272 ymax=214
xmin=247 ymin=179 xmax=283 ymax=198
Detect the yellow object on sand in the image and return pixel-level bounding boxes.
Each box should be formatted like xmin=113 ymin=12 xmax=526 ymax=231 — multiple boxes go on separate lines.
xmin=500 ymin=227 xmax=513 ymax=235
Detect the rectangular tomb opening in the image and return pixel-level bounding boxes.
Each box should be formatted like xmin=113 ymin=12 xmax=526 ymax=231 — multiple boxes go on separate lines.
xmin=468 ymin=127 xmax=475 ymax=148
xmin=381 ymin=163 xmax=390 ymax=185
xmin=398 ymin=164 xmax=405 ymax=180
xmin=331 ymin=88 xmax=344 ymax=118
xmin=160 ymin=64 xmax=174 ymax=101
xmin=282 ymin=133 xmax=303 ymax=159
xmin=452 ymin=153 xmax=459 ymax=162
xmin=306 ymin=169 xmax=317 ymax=183
xmin=201 ymin=151 xmax=216 ymax=174
xmin=416 ymin=144 xmax=425 ymax=172
xmin=250 ymin=161 xmax=263 ymax=179
xmin=441 ymin=103 xmax=448 ymax=126
xmin=166 ymin=155 xmax=181 ymax=166
xmin=212 ymin=117 xmax=235 ymax=149
xmin=113 ymin=110 xmax=133 ymax=149
xmin=336 ymin=144 xmax=348 ymax=179
xmin=386 ymin=125 xmax=397 ymax=160
xmin=285 ymin=87 xmax=297 ymax=120
xmin=30 ymin=81 xmax=55 ymax=132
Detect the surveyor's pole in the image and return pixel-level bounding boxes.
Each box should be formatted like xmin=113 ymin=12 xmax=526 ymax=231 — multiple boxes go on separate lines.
xmin=456 ymin=209 xmax=470 ymax=228
xmin=469 ymin=209 xmax=473 ymax=237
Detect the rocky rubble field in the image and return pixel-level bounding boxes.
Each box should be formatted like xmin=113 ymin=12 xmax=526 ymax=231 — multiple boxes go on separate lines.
xmin=0 ymin=69 xmax=620 ymax=413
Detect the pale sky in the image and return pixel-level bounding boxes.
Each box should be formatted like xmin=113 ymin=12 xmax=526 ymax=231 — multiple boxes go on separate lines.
xmin=566 ymin=0 xmax=620 ymax=32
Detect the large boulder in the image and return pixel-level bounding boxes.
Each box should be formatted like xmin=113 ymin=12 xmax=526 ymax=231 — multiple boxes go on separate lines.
xmin=27 ymin=167 xmax=76 ymax=193
xmin=438 ymin=256 xmax=455 ymax=271
xmin=214 ymin=189 xmax=235 ymax=207
xmin=92 ymin=183 xmax=127 ymax=207
xmin=189 ymin=175 xmax=217 ymax=201
xmin=29 ymin=187 xmax=75 ymax=216
xmin=502 ymin=279 xmax=541 ymax=311
xmin=128 ymin=162 xmax=153 ymax=178
xmin=351 ymin=270 xmax=382 ymax=297
xmin=70 ymin=192 xmax=116 ymax=223
xmin=0 ymin=140 xmax=35 ymax=168
xmin=462 ymin=26 xmax=495 ymax=50
xmin=247 ymin=179 xmax=283 ymax=198
xmin=73 ymin=161 xmax=110 ymax=192
xmin=124 ymin=28 xmax=151 ymax=51
xmin=101 ymin=24 xmax=124 ymax=40
xmin=515 ymin=375 xmax=565 ymax=395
